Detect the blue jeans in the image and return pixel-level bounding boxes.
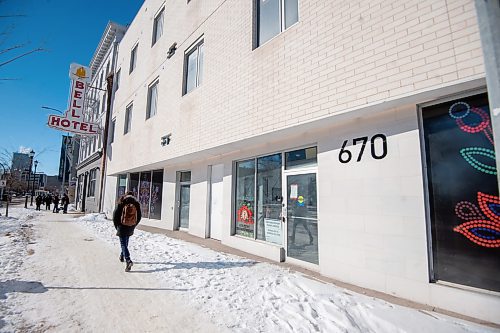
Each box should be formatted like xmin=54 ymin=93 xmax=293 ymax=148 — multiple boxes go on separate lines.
xmin=119 ymin=235 xmax=131 ymax=261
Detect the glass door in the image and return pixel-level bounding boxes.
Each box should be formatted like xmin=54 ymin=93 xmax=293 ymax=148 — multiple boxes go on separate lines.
xmin=286 ymin=172 xmax=318 ymax=264
xmin=177 ymin=171 xmax=191 ymax=229
xmin=179 ymin=185 xmax=190 ymax=228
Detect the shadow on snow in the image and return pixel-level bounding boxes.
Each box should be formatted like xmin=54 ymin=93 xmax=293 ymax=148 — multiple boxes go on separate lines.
xmin=0 ymin=279 xmax=190 ymax=298
xmin=129 ymin=260 xmax=256 ymax=273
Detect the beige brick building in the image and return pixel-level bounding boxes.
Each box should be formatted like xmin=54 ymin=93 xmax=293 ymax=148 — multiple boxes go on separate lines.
xmin=103 ymin=0 xmax=499 ymax=323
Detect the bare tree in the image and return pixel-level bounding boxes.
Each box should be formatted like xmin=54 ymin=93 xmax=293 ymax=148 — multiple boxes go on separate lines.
xmin=0 ymin=1 xmax=46 ymax=80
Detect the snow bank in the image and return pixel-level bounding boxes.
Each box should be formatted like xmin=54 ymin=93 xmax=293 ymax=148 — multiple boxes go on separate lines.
xmin=75 ymin=214 xmax=498 ymax=333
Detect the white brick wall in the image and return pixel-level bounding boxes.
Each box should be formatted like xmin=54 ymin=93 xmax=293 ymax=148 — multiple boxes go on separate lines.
xmin=102 ymin=2 xmax=497 ymax=322
xmin=107 ymin=0 xmax=484 ymax=175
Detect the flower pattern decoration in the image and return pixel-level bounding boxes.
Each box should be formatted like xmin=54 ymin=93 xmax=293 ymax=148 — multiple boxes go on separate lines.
xmin=454 ymin=192 xmax=500 ymax=248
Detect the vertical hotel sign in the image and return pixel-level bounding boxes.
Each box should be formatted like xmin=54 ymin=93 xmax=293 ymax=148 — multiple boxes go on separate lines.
xmin=47 ymin=63 xmax=99 ymax=135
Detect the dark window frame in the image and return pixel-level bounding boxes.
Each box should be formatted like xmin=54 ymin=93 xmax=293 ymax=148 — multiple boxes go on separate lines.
xmin=124 ymin=103 xmax=133 ymax=134
xmin=129 ymin=44 xmax=138 ymax=73
xmin=182 ymin=38 xmax=204 ymax=95
xmin=254 ymin=0 xmax=299 ymax=48
xmin=152 ymin=8 xmax=165 ymax=46
xmin=146 ymin=78 xmax=159 ymax=120
xmin=115 ymin=68 xmax=121 ymax=91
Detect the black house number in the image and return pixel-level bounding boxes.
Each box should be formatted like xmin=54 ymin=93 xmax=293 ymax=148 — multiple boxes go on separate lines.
xmin=339 ymin=134 xmax=388 ymax=163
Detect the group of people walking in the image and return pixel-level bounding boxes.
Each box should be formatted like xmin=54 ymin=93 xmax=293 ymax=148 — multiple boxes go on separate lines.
xmin=35 ymin=192 xmax=69 ymax=213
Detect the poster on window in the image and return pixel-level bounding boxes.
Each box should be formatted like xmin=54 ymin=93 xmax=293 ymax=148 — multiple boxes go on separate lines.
xmin=117 ymin=174 xmax=127 ymax=199
xmin=129 ymin=173 xmax=139 ymax=199
xmin=235 ymin=160 xmax=255 ymax=238
xmin=422 ymin=92 xmax=499 ymax=292
xmin=139 ymin=172 xmax=151 ymax=218
xmin=149 ymin=170 xmax=163 ymax=220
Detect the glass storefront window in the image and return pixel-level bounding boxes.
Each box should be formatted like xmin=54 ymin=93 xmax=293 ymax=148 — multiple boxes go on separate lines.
xmin=256 ymin=154 xmax=282 ymax=244
xmin=422 ymin=92 xmax=499 ymax=292
xmin=285 ymin=147 xmax=317 ymax=170
xmin=235 ymin=160 xmax=256 ymax=238
xmin=117 ymin=174 xmax=127 ymax=199
xmin=139 ymin=171 xmax=152 ymax=218
xmin=150 ymin=170 xmax=163 ymax=220
xmin=129 ymin=173 xmax=139 ymax=199
xmin=119 ymin=170 xmax=162 ymax=220
xmin=180 ymin=171 xmax=191 ymax=182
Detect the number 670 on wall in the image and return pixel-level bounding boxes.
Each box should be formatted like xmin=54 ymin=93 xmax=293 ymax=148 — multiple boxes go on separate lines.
xmin=338 ymin=134 xmax=388 ymax=163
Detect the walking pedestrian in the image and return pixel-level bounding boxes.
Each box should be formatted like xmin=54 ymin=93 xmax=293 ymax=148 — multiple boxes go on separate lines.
xmin=45 ymin=194 xmax=52 ymax=210
xmin=61 ymin=193 xmax=69 ymax=214
xmin=35 ymin=194 xmax=43 ymax=211
xmin=53 ymin=194 xmax=60 ymax=213
xmin=112 ymin=191 xmax=141 ymax=272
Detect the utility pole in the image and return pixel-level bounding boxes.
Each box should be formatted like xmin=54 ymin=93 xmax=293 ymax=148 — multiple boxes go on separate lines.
xmin=98 ymin=73 xmax=113 ymax=212
xmin=60 ymin=135 xmax=72 ymax=195
xmin=475 ymin=0 xmax=500 ymax=191
xmin=0 ymin=162 xmax=7 ymax=217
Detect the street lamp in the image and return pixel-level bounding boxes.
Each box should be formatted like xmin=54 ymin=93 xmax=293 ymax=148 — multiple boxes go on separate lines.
xmin=31 ymin=160 xmax=38 ymax=206
xmin=28 ymin=150 xmax=35 ymax=206
xmin=0 ymin=162 xmax=9 ymax=217
xmin=61 ymin=136 xmax=73 ymax=195
xmin=42 ymin=106 xmax=64 ymax=114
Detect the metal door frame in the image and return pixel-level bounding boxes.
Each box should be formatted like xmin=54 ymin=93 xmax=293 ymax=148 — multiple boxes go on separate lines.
xmin=174 ymin=170 xmax=191 ymax=230
xmin=282 ymin=166 xmax=319 ymax=269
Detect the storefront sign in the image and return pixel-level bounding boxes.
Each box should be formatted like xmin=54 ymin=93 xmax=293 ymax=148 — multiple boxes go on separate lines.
xmin=237 ymin=204 xmax=254 ymax=225
xmin=47 ymin=63 xmax=99 ymax=135
xmin=290 ymin=184 xmax=298 ymax=199
xmin=69 ymin=63 xmax=91 ymax=83
xmin=264 ymin=218 xmax=282 ymax=245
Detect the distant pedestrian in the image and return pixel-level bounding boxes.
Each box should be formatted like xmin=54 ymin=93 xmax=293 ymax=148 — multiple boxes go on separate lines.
xmin=61 ymin=193 xmax=69 ymax=214
xmin=53 ymin=194 xmax=60 ymax=213
xmin=113 ymin=191 xmax=141 ymax=272
xmin=45 ymin=194 xmax=52 ymax=210
xmin=35 ymin=194 xmax=43 ymax=211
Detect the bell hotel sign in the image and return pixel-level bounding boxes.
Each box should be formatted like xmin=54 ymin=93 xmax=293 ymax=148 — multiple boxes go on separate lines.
xmin=47 ymin=63 xmax=99 ymax=135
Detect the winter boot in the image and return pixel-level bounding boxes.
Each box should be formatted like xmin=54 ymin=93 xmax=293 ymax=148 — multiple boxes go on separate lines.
xmin=119 ymin=254 xmax=124 ymax=262
xmin=125 ymin=260 xmax=133 ymax=272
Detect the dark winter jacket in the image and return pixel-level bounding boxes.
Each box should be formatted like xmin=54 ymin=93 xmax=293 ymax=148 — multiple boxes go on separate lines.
xmin=113 ymin=195 xmax=142 ymax=237
xmin=61 ymin=194 xmax=69 ymax=205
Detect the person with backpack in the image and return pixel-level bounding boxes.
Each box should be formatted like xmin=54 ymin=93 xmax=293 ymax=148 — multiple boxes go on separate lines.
xmin=112 ymin=191 xmax=141 ymax=272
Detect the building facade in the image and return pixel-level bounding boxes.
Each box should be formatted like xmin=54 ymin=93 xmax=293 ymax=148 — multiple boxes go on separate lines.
xmin=103 ymin=0 xmax=499 ymax=323
xmin=76 ymin=22 xmax=127 ymax=213
xmin=58 ymin=135 xmax=79 ymax=193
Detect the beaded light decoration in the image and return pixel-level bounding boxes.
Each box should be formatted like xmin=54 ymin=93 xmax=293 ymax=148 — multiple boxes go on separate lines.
xmin=459 ymin=147 xmax=497 ymax=175
xmin=454 ymin=201 xmax=485 ymax=221
xmin=453 ymin=221 xmax=500 ymax=248
xmin=455 ymin=106 xmax=494 ymax=144
xmin=448 ymin=101 xmax=470 ymax=119
xmin=453 ymin=192 xmax=500 ymax=248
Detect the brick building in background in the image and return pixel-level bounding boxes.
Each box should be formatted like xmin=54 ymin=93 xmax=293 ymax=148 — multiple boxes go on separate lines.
xmin=102 ymin=0 xmax=499 ymax=323
xmin=75 ymin=22 xmax=127 ymax=213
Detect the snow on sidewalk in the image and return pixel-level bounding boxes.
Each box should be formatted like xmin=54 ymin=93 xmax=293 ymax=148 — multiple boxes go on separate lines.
xmin=75 ymin=213 xmax=498 ymax=333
